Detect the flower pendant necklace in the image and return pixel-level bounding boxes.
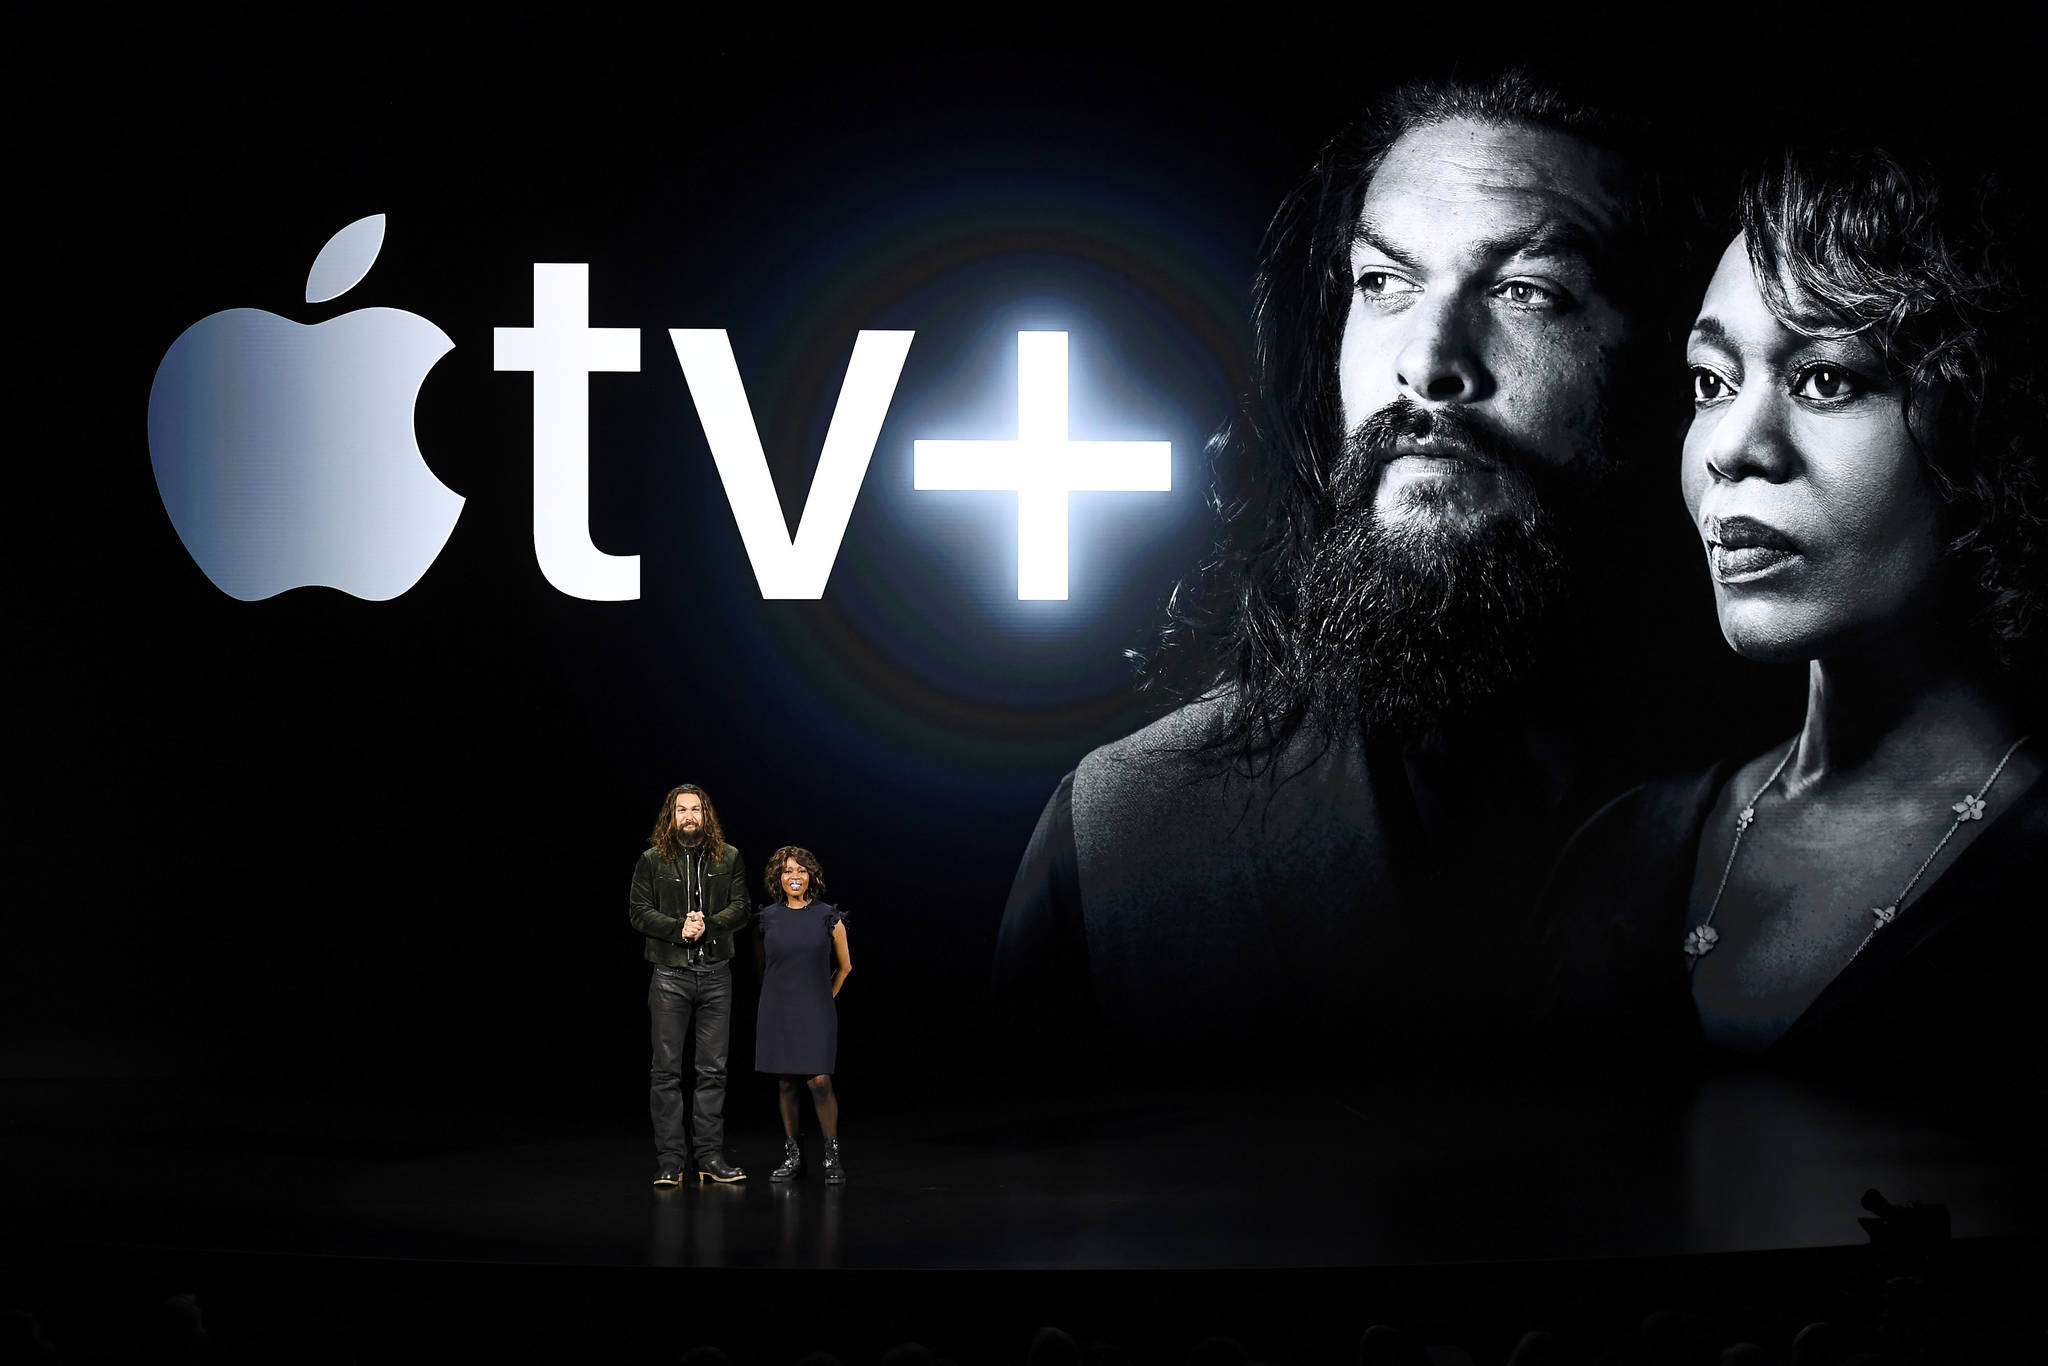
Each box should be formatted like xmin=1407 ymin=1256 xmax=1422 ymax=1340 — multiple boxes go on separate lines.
xmin=1682 ymin=734 xmax=2031 ymax=966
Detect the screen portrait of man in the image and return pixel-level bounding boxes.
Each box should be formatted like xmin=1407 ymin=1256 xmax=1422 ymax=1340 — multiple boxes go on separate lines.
xmin=996 ymin=71 xmax=1711 ymax=1070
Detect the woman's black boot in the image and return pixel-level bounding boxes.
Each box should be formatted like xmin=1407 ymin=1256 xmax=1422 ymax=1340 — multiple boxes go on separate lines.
xmin=821 ymin=1136 xmax=846 ymax=1184
xmin=771 ymin=1136 xmax=805 ymax=1182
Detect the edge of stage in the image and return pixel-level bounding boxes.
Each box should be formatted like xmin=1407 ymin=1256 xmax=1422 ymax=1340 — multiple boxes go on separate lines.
xmin=8 ymin=1052 xmax=2044 ymax=1360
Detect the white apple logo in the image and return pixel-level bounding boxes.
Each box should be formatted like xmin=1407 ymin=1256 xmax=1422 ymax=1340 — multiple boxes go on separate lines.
xmin=148 ymin=214 xmax=462 ymax=600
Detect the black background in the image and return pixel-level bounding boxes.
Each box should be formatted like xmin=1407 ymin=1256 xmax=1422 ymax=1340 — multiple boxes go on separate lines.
xmin=13 ymin=4 xmax=2040 ymax=1139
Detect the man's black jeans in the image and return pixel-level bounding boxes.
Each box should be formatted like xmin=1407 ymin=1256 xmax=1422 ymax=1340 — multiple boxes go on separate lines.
xmin=649 ymin=962 xmax=732 ymax=1170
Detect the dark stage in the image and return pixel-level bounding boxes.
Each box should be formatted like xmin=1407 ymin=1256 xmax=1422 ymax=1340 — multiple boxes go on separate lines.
xmin=13 ymin=5 xmax=2048 ymax=1362
xmin=7 ymin=1071 xmax=2041 ymax=1270
xmin=8 ymin=1069 xmax=2045 ymax=1360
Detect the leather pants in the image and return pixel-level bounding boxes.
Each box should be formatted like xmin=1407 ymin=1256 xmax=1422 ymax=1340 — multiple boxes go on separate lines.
xmin=648 ymin=961 xmax=732 ymax=1167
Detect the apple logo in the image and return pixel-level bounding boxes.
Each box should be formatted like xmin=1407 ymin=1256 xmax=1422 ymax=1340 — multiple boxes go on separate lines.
xmin=148 ymin=214 xmax=462 ymax=600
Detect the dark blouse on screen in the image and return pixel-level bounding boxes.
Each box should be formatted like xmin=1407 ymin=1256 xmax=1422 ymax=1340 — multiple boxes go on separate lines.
xmin=1539 ymin=763 xmax=2048 ymax=1095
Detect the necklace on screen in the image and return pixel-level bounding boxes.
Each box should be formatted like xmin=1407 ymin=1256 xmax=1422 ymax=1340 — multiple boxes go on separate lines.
xmin=1681 ymin=734 xmax=2030 ymax=967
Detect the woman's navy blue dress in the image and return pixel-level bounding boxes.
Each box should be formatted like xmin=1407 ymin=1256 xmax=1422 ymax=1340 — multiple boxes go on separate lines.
xmin=755 ymin=901 xmax=842 ymax=1075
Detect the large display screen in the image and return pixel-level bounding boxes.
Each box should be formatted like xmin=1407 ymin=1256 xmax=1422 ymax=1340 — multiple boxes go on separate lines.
xmin=14 ymin=6 xmax=2044 ymax=1272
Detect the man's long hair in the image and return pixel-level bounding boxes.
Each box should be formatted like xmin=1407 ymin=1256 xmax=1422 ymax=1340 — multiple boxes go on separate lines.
xmin=1142 ymin=70 xmax=1682 ymax=768
xmin=649 ymin=783 xmax=726 ymax=863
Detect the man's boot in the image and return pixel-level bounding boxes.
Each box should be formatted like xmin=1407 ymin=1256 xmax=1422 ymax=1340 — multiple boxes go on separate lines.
xmin=697 ymin=1152 xmax=747 ymax=1183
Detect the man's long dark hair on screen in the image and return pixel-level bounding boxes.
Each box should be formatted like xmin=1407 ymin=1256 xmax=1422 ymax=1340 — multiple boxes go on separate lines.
xmin=1140 ymin=70 xmax=1685 ymax=772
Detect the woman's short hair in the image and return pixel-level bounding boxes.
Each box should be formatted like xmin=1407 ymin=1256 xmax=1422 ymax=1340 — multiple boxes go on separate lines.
xmin=763 ymin=845 xmax=826 ymax=900
xmin=1740 ymin=144 xmax=2043 ymax=670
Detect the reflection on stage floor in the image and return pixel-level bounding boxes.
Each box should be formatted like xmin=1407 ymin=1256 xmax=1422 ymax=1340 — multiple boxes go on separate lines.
xmin=5 ymin=1072 xmax=2040 ymax=1270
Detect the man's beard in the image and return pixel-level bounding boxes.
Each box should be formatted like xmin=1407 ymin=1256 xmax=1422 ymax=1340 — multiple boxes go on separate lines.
xmin=1289 ymin=398 xmax=1587 ymax=741
xmin=678 ymin=823 xmax=706 ymax=848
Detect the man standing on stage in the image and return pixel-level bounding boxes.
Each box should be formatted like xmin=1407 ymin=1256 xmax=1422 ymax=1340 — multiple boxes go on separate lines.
xmin=632 ymin=783 xmax=752 ymax=1185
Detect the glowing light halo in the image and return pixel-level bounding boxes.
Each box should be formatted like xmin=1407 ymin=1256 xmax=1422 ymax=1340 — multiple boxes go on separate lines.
xmin=913 ymin=331 xmax=1170 ymax=600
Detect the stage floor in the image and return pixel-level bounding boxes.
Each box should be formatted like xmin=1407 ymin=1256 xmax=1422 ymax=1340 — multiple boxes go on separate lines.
xmin=6 ymin=1071 xmax=2042 ymax=1270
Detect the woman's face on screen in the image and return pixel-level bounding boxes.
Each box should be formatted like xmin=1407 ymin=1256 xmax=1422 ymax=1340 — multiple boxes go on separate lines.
xmin=781 ymin=859 xmax=810 ymax=900
xmin=1680 ymin=234 xmax=1944 ymax=663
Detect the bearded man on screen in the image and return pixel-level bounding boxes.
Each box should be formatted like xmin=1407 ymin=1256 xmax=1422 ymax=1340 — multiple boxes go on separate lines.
xmin=997 ymin=70 xmax=1703 ymax=1069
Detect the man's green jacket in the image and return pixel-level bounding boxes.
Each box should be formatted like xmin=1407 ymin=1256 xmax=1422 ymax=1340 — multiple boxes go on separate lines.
xmin=629 ymin=843 xmax=752 ymax=967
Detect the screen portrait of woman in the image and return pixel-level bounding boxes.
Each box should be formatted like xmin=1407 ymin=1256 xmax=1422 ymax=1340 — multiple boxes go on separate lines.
xmin=1540 ymin=143 xmax=2044 ymax=1090
xmin=1682 ymin=150 xmax=2040 ymax=672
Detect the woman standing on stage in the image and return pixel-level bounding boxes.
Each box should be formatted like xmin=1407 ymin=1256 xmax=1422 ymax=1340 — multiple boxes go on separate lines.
xmin=755 ymin=846 xmax=852 ymax=1182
